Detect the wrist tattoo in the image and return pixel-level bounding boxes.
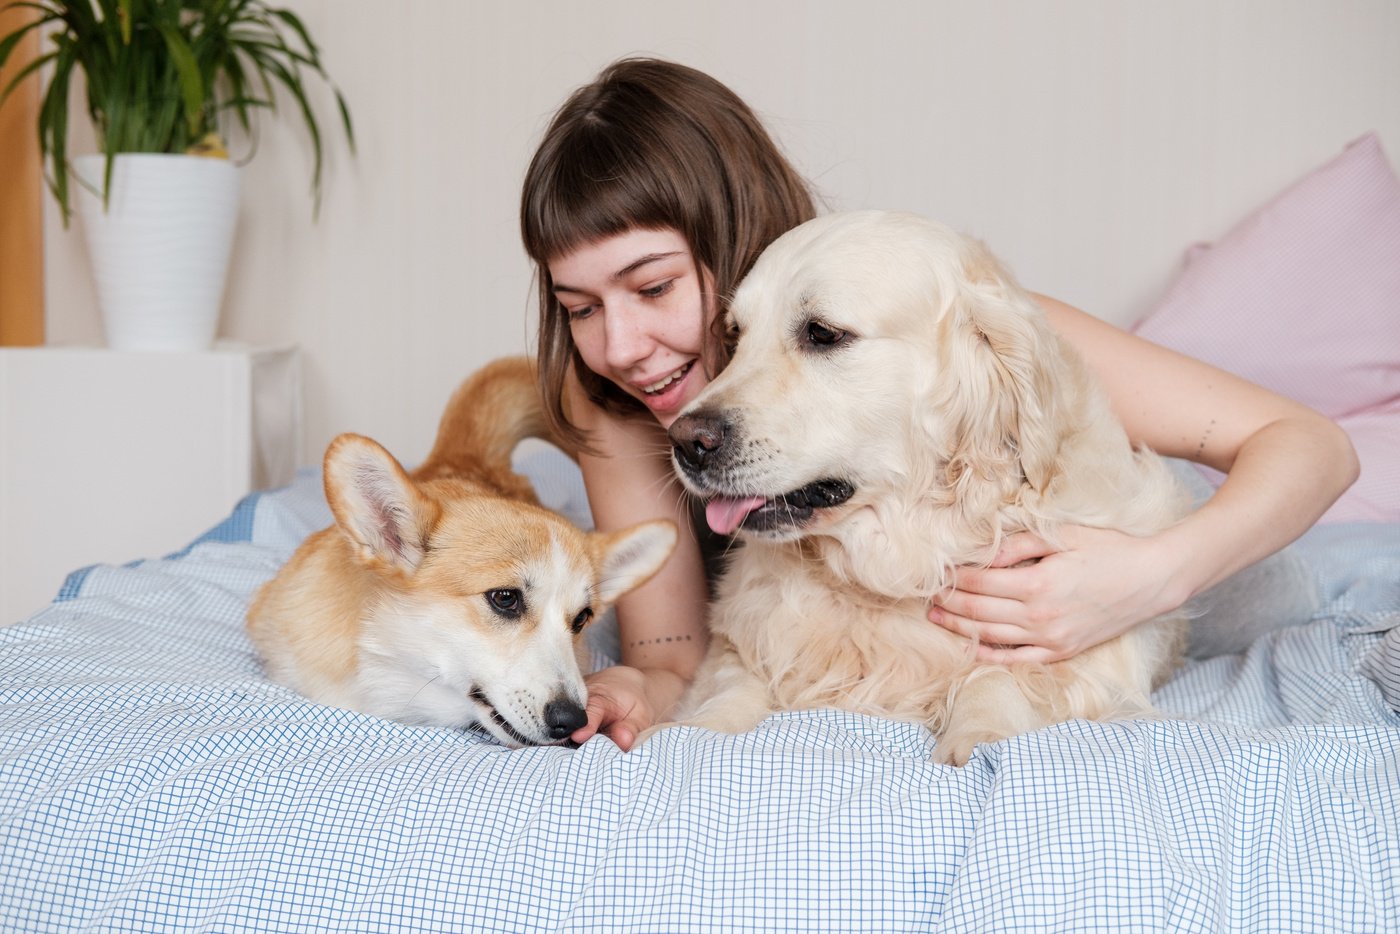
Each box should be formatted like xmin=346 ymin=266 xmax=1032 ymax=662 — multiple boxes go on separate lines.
xmin=628 ymin=634 xmax=694 ymax=649
xmin=1194 ymin=418 xmax=1216 ymax=458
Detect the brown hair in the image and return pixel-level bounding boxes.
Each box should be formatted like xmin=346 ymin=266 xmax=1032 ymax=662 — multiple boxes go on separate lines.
xmin=521 ymin=57 xmax=817 ymax=450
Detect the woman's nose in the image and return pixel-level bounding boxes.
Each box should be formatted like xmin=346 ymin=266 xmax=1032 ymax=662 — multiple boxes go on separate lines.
xmin=603 ymin=302 xmax=653 ymax=371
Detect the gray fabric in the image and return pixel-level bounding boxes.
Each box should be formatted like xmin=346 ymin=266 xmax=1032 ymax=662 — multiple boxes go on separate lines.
xmin=1185 ymin=546 xmax=1322 ymax=659
xmin=1291 ymin=520 xmax=1400 ymax=715
xmin=1166 ymin=458 xmax=1324 ymax=659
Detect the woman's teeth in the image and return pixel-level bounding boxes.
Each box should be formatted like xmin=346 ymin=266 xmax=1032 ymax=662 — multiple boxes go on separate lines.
xmin=643 ymin=362 xmax=691 ymax=395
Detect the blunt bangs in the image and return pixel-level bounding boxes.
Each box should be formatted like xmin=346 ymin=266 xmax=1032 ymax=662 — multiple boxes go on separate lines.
xmin=523 ymin=114 xmax=698 ymax=268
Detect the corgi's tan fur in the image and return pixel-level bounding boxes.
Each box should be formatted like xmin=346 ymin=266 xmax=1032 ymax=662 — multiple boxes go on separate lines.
xmin=246 ymin=357 xmax=677 ymax=746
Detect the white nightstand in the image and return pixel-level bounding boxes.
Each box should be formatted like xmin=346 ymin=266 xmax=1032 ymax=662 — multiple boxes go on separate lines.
xmin=0 ymin=343 xmax=302 ymax=624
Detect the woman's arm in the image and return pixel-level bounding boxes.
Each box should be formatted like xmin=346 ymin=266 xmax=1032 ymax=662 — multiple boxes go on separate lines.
xmin=929 ymin=295 xmax=1359 ymax=662
xmin=1043 ymin=295 xmax=1357 ymax=585
xmin=565 ymin=376 xmax=710 ymax=749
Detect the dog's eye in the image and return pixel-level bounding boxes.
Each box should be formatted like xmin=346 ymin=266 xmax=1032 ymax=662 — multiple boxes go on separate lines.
xmin=805 ymin=320 xmax=848 ymax=348
xmin=570 ymin=607 xmax=593 ymax=634
xmin=485 ymin=588 xmax=524 ymax=618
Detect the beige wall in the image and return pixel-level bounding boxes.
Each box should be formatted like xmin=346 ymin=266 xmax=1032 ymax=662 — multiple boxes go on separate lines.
xmin=42 ymin=0 xmax=1400 ymax=469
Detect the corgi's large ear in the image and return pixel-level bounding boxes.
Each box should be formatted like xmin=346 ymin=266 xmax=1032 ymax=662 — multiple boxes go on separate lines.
xmin=323 ymin=434 xmax=439 ymax=573
xmin=591 ymin=520 xmax=679 ymax=606
xmin=932 ymin=239 xmax=1064 ymax=493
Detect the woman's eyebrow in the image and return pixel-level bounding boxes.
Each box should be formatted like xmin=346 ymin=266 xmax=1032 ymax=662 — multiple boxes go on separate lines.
xmin=553 ymin=251 xmax=683 ymax=294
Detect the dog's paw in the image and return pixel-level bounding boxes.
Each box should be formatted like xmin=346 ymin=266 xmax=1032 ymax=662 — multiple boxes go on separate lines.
xmin=932 ymin=730 xmax=994 ymax=767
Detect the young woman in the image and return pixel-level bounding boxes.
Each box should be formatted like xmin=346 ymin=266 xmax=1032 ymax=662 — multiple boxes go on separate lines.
xmin=520 ymin=57 xmax=1359 ymax=752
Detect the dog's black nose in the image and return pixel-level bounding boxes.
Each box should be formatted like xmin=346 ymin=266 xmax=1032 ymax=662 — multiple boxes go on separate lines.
xmin=544 ymin=698 xmax=588 ymax=740
xmin=670 ymin=412 xmax=726 ymax=472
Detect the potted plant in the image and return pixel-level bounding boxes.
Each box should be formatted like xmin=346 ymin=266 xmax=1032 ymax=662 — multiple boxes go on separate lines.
xmin=0 ymin=0 xmax=353 ymax=350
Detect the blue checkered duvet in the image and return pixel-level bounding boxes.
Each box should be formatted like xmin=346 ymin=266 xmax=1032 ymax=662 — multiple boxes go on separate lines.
xmin=3 ymin=457 xmax=1399 ymax=933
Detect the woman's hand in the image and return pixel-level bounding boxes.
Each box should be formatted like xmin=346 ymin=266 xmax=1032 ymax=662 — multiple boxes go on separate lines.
xmin=927 ymin=527 xmax=1188 ymax=663
xmin=570 ymin=665 xmax=688 ymax=751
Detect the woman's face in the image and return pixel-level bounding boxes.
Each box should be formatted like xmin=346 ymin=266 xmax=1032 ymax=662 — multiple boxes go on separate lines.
xmin=549 ymin=227 xmax=715 ymax=428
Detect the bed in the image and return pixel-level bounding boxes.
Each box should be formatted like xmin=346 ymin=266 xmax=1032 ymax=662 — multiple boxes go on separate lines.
xmin=4 ymin=136 xmax=1400 ymax=932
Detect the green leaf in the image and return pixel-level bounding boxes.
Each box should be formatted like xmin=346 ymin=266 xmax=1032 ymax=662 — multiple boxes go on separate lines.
xmin=265 ymin=7 xmax=317 ymax=59
xmin=0 ymin=47 xmax=56 ymax=107
xmin=154 ymin=21 xmax=204 ymax=137
xmin=334 ymin=86 xmax=353 ymax=153
xmin=0 ymin=10 xmax=58 ymax=75
xmin=219 ymin=46 xmax=259 ymax=132
xmin=246 ymin=44 xmax=322 ymax=185
xmin=40 ymin=36 xmax=77 ymax=222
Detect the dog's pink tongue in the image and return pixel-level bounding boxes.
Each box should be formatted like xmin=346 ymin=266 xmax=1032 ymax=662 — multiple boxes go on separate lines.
xmin=705 ymin=496 xmax=767 ymax=535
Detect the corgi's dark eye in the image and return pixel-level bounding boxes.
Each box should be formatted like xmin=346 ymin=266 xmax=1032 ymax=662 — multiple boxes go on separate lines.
xmin=486 ymin=588 xmax=523 ymax=618
xmin=570 ymin=608 xmax=593 ymax=634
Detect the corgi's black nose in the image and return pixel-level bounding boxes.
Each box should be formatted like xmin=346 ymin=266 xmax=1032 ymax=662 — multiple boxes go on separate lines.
xmin=544 ymin=698 xmax=588 ymax=740
xmin=670 ymin=411 xmax=727 ymax=473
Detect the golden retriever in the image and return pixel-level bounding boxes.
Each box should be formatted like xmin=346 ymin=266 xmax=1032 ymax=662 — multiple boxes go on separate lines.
xmin=661 ymin=210 xmax=1189 ymax=765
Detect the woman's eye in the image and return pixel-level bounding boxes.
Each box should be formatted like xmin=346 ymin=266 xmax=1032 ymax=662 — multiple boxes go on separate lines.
xmin=486 ymin=588 xmax=524 ymax=618
xmin=570 ymin=608 xmax=593 ymax=634
xmin=640 ymin=279 xmax=674 ymax=299
xmin=806 ymin=320 xmax=848 ymax=347
xmin=565 ymin=304 xmax=595 ymax=322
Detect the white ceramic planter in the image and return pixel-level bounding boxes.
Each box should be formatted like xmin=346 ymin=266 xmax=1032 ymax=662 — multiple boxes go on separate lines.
xmin=73 ymin=154 xmax=240 ymax=352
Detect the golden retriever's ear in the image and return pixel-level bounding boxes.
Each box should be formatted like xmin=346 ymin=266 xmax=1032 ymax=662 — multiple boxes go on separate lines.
xmin=323 ymin=434 xmax=440 ymax=572
xmin=932 ymin=240 xmax=1063 ymax=493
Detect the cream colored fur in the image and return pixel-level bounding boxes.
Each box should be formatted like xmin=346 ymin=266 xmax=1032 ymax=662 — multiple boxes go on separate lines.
xmin=663 ymin=211 xmax=1189 ymax=765
xmin=246 ymin=357 xmax=677 ymax=747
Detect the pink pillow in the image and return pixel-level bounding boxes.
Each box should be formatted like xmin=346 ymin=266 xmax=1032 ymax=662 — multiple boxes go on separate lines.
xmin=1131 ymin=133 xmax=1400 ymax=523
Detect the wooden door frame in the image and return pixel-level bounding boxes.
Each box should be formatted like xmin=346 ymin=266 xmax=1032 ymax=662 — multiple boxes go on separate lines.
xmin=0 ymin=7 xmax=44 ymax=346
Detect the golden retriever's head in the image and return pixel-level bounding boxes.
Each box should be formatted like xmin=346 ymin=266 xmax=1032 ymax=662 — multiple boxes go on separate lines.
xmin=670 ymin=210 xmax=1067 ymax=555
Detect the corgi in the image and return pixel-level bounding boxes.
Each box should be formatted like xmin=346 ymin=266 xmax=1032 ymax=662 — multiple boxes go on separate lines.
xmin=246 ymin=356 xmax=677 ymax=747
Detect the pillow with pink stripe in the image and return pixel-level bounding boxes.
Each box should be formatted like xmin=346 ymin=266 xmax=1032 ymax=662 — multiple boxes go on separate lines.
xmin=1131 ymin=133 xmax=1400 ymax=523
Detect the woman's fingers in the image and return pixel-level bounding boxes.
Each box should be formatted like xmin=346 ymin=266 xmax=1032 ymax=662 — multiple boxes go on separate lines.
xmin=928 ymin=607 xmax=1029 ymax=647
xmin=931 ymin=586 xmax=1028 ymax=625
xmin=990 ymin=531 xmax=1056 ymax=567
xmin=571 ymin=695 xmax=609 ymax=744
xmin=929 ymin=527 xmax=1154 ymax=663
xmin=931 ymin=598 xmax=1080 ymax=661
xmin=605 ymin=716 xmax=644 ymax=752
xmin=933 ymin=607 xmax=1072 ymax=663
xmin=974 ymin=642 xmax=1061 ymax=665
xmin=574 ymin=667 xmax=647 ymax=748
